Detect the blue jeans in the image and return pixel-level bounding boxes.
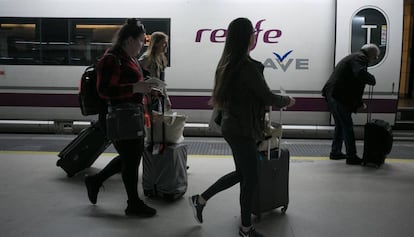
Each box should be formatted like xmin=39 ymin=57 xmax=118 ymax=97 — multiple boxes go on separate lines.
xmin=326 ymin=96 xmax=357 ymax=157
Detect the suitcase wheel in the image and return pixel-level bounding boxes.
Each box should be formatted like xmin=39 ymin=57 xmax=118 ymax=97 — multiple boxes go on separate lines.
xmin=162 ymin=193 xmax=185 ymax=202
xmin=281 ymin=205 xmax=288 ymax=214
xmin=362 ymin=162 xmax=380 ymax=169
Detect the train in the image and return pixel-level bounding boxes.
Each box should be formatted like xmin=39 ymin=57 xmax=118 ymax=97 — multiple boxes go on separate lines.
xmin=0 ymin=0 xmax=404 ymax=137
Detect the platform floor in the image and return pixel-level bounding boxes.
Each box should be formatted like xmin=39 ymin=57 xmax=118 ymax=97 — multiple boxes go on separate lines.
xmin=0 ymin=147 xmax=414 ymax=237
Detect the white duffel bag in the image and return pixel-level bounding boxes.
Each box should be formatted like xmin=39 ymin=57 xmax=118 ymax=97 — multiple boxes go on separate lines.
xmin=146 ymin=111 xmax=187 ymax=144
xmin=257 ymin=123 xmax=282 ymax=151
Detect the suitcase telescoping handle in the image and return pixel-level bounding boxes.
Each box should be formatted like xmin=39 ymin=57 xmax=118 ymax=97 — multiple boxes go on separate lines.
xmin=265 ymin=86 xmax=288 ymax=160
xmin=366 ymin=85 xmax=374 ymax=123
xmin=148 ymin=93 xmax=166 ymax=153
xmin=266 ymin=105 xmax=284 ymax=160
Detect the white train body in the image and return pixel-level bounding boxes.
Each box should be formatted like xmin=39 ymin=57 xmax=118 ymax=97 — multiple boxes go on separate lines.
xmin=0 ymin=0 xmax=403 ymax=133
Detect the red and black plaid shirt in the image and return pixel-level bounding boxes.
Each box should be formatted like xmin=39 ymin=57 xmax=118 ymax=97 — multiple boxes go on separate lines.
xmin=97 ymin=48 xmax=144 ymax=103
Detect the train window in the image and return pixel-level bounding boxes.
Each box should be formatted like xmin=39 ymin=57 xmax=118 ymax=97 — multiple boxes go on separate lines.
xmin=140 ymin=19 xmax=171 ymax=66
xmin=40 ymin=18 xmax=70 ymax=65
xmin=70 ymin=19 xmax=123 ymax=65
xmin=0 ymin=17 xmax=171 ymax=66
xmin=0 ymin=18 xmax=40 ymax=65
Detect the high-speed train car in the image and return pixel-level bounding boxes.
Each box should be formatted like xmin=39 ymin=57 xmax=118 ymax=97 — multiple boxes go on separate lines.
xmin=0 ymin=0 xmax=404 ymax=136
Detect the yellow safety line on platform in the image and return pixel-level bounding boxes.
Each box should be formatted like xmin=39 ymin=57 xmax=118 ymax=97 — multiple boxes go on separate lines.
xmin=0 ymin=151 xmax=412 ymax=163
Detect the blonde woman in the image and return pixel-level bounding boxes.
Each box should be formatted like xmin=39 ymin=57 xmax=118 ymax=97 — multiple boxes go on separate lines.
xmin=139 ymin=31 xmax=171 ymax=111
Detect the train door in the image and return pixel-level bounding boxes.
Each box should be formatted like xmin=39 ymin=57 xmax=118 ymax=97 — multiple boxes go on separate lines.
xmin=396 ymin=0 xmax=414 ymax=129
xmin=334 ymin=0 xmax=403 ymax=126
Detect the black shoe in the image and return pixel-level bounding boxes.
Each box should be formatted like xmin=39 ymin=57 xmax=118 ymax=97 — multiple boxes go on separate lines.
xmin=239 ymin=227 xmax=265 ymax=237
xmin=188 ymin=195 xmax=205 ymax=223
xmin=329 ymin=152 xmax=347 ymax=160
xmin=346 ymin=155 xmax=363 ymax=165
xmin=125 ymin=200 xmax=157 ymax=217
xmin=84 ymin=175 xmax=102 ymax=205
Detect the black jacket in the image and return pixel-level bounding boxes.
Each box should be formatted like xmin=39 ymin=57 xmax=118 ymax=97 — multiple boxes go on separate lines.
xmin=220 ymin=57 xmax=291 ymax=141
xmin=322 ymin=51 xmax=376 ymax=112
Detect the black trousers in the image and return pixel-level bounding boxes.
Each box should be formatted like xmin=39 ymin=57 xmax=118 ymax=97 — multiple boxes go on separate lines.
xmin=97 ymin=106 xmax=144 ymax=202
xmin=96 ymin=138 xmax=144 ymax=203
xmin=201 ymin=133 xmax=258 ymax=227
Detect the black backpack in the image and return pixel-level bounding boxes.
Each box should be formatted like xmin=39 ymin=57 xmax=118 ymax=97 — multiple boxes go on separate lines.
xmin=78 ymin=53 xmax=119 ymax=116
xmin=78 ymin=64 xmax=103 ymax=116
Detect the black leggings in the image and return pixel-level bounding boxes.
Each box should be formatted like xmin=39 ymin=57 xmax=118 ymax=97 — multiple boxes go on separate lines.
xmin=96 ymin=138 xmax=144 ymax=203
xmin=201 ymin=133 xmax=258 ymax=227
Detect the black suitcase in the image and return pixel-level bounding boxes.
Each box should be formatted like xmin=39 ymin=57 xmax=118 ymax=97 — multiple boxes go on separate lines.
xmin=362 ymin=86 xmax=393 ymax=168
xmin=142 ymin=143 xmax=188 ymax=201
xmin=252 ymin=148 xmax=289 ymax=217
xmin=362 ymin=119 xmax=393 ymax=167
xmin=57 ymin=122 xmax=111 ymax=177
xmin=252 ymin=106 xmax=289 ymax=218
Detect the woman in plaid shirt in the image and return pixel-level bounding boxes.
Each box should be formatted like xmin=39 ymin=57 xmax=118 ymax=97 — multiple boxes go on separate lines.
xmin=84 ymin=18 xmax=157 ymax=218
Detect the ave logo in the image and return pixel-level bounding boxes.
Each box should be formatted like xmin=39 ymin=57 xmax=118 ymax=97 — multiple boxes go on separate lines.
xmin=263 ymin=50 xmax=309 ymax=71
xmin=195 ymin=19 xmax=309 ymax=72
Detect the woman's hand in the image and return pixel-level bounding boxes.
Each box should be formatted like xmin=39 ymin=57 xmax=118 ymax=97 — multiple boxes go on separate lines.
xmin=287 ymin=96 xmax=296 ymax=107
xmin=359 ymin=103 xmax=367 ymax=110
xmin=133 ymin=81 xmax=157 ymax=94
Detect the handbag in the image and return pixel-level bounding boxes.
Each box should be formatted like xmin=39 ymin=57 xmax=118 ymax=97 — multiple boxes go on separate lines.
xmin=106 ymin=103 xmax=145 ymax=141
xmin=208 ymin=108 xmax=222 ymax=134
xmin=145 ymin=111 xmax=186 ymax=144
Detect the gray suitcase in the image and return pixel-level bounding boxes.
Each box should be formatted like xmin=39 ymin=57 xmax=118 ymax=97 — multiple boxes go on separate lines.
xmin=142 ymin=94 xmax=188 ymax=201
xmin=252 ymin=107 xmax=290 ymax=218
xmin=142 ymin=143 xmax=188 ymax=201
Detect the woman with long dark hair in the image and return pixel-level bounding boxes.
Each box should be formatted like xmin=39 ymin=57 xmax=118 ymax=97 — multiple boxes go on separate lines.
xmin=84 ymin=18 xmax=157 ymax=217
xmin=189 ymin=18 xmax=295 ymax=237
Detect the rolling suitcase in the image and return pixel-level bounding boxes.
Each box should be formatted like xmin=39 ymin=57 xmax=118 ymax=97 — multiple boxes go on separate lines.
xmin=362 ymin=86 xmax=393 ymax=168
xmin=252 ymin=107 xmax=289 ymax=218
xmin=363 ymin=119 xmax=393 ymax=167
xmin=142 ymin=95 xmax=188 ymax=201
xmin=57 ymin=122 xmax=111 ymax=177
xmin=142 ymin=143 xmax=188 ymax=201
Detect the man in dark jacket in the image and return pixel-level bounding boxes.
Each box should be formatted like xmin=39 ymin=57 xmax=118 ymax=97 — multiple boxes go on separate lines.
xmin=322 ymin=44 xmax=379 ymax=165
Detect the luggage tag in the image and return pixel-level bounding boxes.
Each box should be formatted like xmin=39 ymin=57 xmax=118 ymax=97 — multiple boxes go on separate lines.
xmin=151 ymin=143 xmax=165 ymax=155
xmin=258 ymin=152 xmax=264 ymax=161
xmin=152 ymin=143 xmax=161 ymax=155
